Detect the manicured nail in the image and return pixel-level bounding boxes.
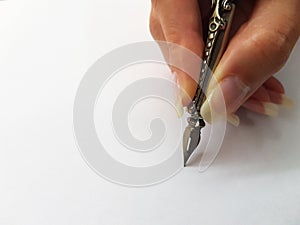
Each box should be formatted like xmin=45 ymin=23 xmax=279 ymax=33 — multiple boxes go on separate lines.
xmin=280 ymin=94 xmax=294 ymax=108
xmin=173 ymin=72 xmax=183 ymax=118
xmin=200 ymin=76 xmax=250 ymax=123
xmin=262 ymin=102 xmax=278 ymax=117
xmin=227 ymin=114 xmax=240 ymax=127
xmin=200 ymin=99 xmax=213 ymax=123
xmin=200 ymin=103 xmax=240 ymax=126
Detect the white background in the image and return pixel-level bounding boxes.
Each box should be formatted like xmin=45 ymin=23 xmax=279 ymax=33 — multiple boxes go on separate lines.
xmin=0 ymin=1 xmax=300 ymax=225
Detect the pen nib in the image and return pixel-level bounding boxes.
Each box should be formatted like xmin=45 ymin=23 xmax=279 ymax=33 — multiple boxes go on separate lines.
xmin=183 ymin=123 xmax=202 ymax=166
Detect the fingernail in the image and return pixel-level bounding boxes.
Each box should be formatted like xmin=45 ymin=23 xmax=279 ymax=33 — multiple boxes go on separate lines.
xmin=262 ymin=102 xmax=278 ymax=117
xmin=218 ymin=76 xmax=251 ymax=112
xmin=200 ymin=100 xmax=212 ymax=123
xmin=280 ymin=94 xmax=294 ymax=108
xmin=200 ymin=103 xmax=240 ymax=126
xmin=227 ymin=114 xmax=240 ymax=127
xmin=173 ymin=72 xmax=183 ymax=118
xmin=200 ymin=76 xmax=250 ymax=123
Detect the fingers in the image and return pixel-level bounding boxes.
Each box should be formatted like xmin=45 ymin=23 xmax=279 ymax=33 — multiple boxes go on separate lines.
xmin=149 ymin=9 xmax=165 ymax=41
xmin=242 ymin=77 xmax=293 ymax=116
xmin=150 ymin=0 xmax=204 ymax=105
xmin=242 ymin=99 xmax=279 ymax=117
xmin=201 ymin=0 xmax=300 ymax=123
xmin=263 ymin=76 xmax=285 ymax=94
xmin=242 ymin=87 xmax=293 ymax=117
xmin=156 ymin=0 xmax=203 ymax=54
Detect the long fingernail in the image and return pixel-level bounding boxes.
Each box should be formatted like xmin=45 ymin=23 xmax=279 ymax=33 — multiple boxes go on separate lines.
xmin=200 ymin=100 xmax=212 ymax=123
xmin=262 ymin=102 xmax=278 ymax=117
xmin=173 ymin=72 xmax=183 ymax=118
xmin=280 ymin=94 xmax=294 ymax=108
xmin=200 ymin=103 xmax=240 ymax=126
xmin=227 ymin=114 xmax=240 ymax=127
xmin=200 ymin=76 xmax=250 ymax=123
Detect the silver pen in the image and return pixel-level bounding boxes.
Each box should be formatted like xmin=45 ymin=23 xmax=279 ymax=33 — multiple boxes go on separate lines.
xmin=183 ymin=0 xmax=237 ymax=166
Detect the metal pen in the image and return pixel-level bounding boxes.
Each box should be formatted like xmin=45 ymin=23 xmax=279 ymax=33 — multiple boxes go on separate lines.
xmin=183 ymin=0 xmax=237 ymax=165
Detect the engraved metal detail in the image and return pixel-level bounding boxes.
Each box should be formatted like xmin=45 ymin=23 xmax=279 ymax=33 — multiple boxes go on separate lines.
xmin=183 ymin=0 xmax=236 ymax=165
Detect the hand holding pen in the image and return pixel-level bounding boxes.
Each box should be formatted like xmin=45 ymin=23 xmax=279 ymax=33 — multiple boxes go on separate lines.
xmin=150 ymin=0 xmax=300 ymax=164
xmin=150 ymin=0 xmax=299 ymax=118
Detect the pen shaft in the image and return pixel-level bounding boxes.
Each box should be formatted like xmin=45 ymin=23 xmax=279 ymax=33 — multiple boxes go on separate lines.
xmin=193 ymin=1 xmax=236 ymax=112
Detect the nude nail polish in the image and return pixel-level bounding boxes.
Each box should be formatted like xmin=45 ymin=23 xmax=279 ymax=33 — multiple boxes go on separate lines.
xmin=262 ymin=102 xmax=278 ymax=117
xmin=280 ymin=94 xmax=294 ymax=108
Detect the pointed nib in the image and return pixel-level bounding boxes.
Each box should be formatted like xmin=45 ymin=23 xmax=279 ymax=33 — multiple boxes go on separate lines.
xmin=184 ymin=154 xmax=189 ymax=167
xmin=183 ymin=126 xmax=201 ymax=166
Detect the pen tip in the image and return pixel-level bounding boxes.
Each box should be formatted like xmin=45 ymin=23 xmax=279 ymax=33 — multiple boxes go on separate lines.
xmin=184 ymin=155 xmax=189 ymax=167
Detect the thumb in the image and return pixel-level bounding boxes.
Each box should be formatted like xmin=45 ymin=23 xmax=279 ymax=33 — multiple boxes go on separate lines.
xmin=200 ymin=0 xmax=300 ymax=124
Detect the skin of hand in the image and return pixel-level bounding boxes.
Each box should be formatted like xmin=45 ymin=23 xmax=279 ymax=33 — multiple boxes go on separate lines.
xmin=149 ymin=0 xmax=300 ymax=125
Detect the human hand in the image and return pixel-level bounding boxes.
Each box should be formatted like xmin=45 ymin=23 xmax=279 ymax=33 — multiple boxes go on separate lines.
xmin=150 ymin=0 xmax=300 ymax=125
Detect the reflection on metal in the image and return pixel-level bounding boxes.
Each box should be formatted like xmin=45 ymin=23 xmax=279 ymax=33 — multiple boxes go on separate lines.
xmin=183 ymin=0 xmax=236 ymax=166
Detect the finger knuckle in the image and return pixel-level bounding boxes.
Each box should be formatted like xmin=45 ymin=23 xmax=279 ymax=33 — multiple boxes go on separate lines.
xmin=149 ymin=12 xmax=160 ymax=38
xmin=151 ymin=0 xmax=158 ymax=9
